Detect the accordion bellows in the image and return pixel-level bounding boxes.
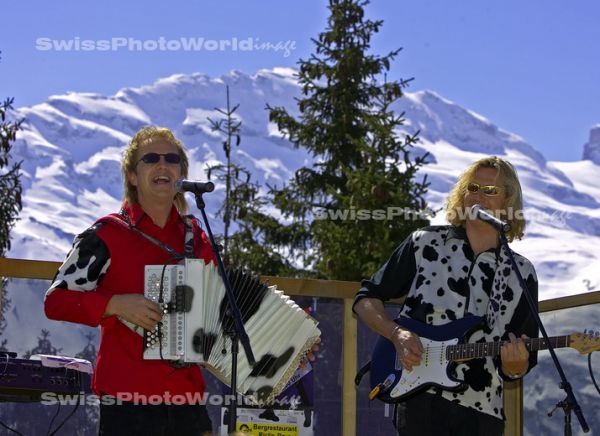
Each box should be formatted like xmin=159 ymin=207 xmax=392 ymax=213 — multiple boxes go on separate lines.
xmin=143 ymin=259 xmax=321 ymax=405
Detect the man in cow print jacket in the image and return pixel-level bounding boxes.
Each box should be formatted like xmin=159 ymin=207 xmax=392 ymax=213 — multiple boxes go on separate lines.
xmin=45 ymin=126 xmax=215 ymax=435
xmin=354 ymin=156 xmax=538 ymax=436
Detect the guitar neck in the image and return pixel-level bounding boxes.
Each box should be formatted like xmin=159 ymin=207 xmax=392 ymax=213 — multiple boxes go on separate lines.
xmin=447 ymin=335 xmax=570 ymax=360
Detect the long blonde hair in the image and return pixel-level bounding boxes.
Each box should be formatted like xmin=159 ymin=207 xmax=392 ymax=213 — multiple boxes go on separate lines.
xmin=445 ymin=156 xmax=525 ymax=241
xmin=121 ymin=126 xmax=189 ymax=214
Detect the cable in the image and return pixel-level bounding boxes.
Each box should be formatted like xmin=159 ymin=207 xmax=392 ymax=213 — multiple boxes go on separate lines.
xmin=157 ymin=256 xmax=180 ymax=363
xmin=47 ymin=371 xmax=87 ymax=435
xmin=0 ymin=420 xmax=24 ymax=436
xmin=0 ymin=354 xmax=24 ymax=435
xmin=46 ymin=402 xmax=61 ymax=436
xmin=589 ymin=352 xmax=600 ymax=396
xmin=48 ymin=396 xmax=81 ymax=436
xmin=158 ymin=262 xmax=169 ymax=362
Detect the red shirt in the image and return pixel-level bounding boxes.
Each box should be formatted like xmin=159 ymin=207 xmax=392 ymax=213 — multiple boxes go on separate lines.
xmin=44 ymin=203 xmax=215 ymax=403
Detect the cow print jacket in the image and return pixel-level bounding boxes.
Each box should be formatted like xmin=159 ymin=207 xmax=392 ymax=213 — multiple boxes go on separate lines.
xmin=354 ymin=225 xmax=538 ymax=420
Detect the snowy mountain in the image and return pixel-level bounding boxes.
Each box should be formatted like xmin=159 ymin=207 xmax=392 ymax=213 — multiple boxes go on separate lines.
xmin=12 ymin=68 xmax=600 ymax=297
xmin=4 ymin=68 xmax=599 ymax=435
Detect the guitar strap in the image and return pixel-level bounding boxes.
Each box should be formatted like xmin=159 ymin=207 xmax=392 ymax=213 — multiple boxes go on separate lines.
xmin=354 ymin=361 xmax=371 ymax=386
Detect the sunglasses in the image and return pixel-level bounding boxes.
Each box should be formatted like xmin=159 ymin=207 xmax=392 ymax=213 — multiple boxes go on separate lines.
xmin=137 ymin=152 xmax=181 ymax=165
xmin=466 ymin=182 xmax=505 ymax=197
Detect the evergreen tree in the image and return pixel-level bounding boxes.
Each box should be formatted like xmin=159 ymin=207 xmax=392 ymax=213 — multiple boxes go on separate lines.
xmin=205 ymin=85 xmax=242 ymax=261
xmin=265 ymin=0 xmax=430 ymax=280
xmin=75 ymin=331 xmax=98 ymax=363
xmin=0 ymin=67 xmax=24 ymax=254
xmin=23 ymin=329 xmax=62 ymax=358
xmin=205 ymin=86 xmax=297 ymax=275
xmin=0 ymin=50 xmax=24 ymax=339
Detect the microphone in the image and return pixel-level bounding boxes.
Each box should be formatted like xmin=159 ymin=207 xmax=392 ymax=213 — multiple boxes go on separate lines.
xmin=175 ymin=178 xmax=215 ymax=195
xmin=470 ymin=204 xmax=512 ymax=233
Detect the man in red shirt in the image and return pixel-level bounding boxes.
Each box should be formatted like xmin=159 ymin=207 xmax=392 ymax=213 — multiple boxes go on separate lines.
xmin=45 ymin=126 xmax=215 ymax=435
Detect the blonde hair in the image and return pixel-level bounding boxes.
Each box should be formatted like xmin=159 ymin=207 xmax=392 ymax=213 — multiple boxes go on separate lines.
xmin=445 ymin=156 xmax=525 ymax=241
xmin=121 ymin=126 xmax=189 ymax=214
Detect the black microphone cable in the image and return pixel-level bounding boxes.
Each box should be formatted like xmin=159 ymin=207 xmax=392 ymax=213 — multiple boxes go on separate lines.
xmin=589 ymin=351 xmax=600 ymax=396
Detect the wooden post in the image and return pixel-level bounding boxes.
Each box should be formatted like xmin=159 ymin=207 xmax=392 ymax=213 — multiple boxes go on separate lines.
xmin=342 ymin=298 xmax=357 ymax=436
xmin=504 ymin=379 xmax=523 ymax=436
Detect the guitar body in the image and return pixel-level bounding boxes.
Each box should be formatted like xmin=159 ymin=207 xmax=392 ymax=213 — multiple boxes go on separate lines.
xmin=370 ymin=315 xmax=484 ymax=403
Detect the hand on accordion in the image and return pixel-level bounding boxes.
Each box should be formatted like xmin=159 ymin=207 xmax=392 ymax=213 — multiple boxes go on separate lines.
xmin=104 ymin=294 xmax=163 ymax=331
xmin=301 ymin=337 xmax=321 ymax=369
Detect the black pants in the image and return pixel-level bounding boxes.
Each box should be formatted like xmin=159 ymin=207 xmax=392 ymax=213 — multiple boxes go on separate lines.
xmin=99 ymin=402 xmax=212 ymax=436
xmin=393 ymin=392 xmax=504 ymax=436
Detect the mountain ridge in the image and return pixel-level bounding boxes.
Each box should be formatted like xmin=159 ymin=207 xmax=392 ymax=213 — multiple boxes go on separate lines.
xmin=8 ymin=68 xmax=600 ymax=298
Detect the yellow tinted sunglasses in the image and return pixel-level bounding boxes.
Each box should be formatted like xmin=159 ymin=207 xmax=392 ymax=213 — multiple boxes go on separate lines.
xmin=466 ymin=182 xmax=505 ymax=197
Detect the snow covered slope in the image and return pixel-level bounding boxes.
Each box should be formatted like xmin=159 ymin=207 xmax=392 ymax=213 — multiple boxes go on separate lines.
xmin=10 ymin=69 xmax=600 ymax=300
xmin=3 ymin=69 xmax=599 ymax=435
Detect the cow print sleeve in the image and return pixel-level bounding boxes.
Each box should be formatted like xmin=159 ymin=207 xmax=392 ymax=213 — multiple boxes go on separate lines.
xmin=47 ymin=224 xmax=111 ymax=294
xmin=44 ymin=224 xmax=113 ymax=327
xmin=353 ymin=232 xmax=417 ymax=311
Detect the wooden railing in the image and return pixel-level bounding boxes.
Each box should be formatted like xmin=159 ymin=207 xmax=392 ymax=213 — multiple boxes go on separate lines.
xmin=1 ymin=257 xmax=599 ymax=436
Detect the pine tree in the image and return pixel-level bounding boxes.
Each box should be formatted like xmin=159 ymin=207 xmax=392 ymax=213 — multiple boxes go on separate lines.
xmin=205 ymin=86 xmax=296 ymax=275
xmin=265 ymin=0 xmax=430 ymax=280
xmin=0 ymin=68 xmax=24 ymax=254
xmin=205 ymin=85 xmax=243 ymax=262
xmin=0 ymin=50 xmax=24 ymax=339
xmin=75 ymin=331 xmax=98 ymax=363
xmin=23 ymin=329 xmax=62 ymax=359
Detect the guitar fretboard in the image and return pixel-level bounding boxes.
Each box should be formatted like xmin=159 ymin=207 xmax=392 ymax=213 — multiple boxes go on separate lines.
xmin=445 ymin=336 xmax=570 ymax=360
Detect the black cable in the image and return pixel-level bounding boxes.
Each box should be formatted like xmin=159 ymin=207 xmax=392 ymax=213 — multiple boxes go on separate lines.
xmin=158 ymin=261 xmax=170 ymax=362
xmin=0 ymin=356 xmax=23 ymax=435
xmin=0 ymin=419 xmax=24 ymax=436
xmin=45 ymin=402 xmax=61 ymax=436
xmin=48 ymin=396 xmax=81 ymax=436
xmin=589 ymin=352 xmax=600 ymax=396
xmin=47 ymin=371 xmax=87 ymax=436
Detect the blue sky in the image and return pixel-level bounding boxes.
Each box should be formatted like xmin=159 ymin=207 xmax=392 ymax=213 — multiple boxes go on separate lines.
xmin=1 ymin=0 xmax=599 ymax=162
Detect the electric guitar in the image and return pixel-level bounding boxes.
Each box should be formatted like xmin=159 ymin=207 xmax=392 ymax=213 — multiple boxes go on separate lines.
xmin=368 ymin=316 xmax=600 ymax=403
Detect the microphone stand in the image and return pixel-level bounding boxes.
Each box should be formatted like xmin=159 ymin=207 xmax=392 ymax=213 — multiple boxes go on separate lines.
xmin=192 ymin=191 xmax=256 ymax=434
xmin=499 ymin=232 xmax=589 ymax=434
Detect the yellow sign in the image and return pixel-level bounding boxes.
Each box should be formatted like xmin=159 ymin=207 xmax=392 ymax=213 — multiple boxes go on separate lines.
xmin=237 ymin=421 xmax=299 ymax=436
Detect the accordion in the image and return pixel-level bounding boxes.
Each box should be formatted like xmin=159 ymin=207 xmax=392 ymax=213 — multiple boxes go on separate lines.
xmin=142 ymin=259 xmax=321 ymax=405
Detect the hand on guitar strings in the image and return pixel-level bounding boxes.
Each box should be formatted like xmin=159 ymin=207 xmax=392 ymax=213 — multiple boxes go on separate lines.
xmin=391 ymin=327 xmax=424 ymax=371
xmin=500 ymin=332 xmax=530 ymax=377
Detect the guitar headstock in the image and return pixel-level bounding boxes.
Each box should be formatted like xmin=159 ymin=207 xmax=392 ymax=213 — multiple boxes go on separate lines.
xmin=569 ymin=331 xmax=600 ymax=355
